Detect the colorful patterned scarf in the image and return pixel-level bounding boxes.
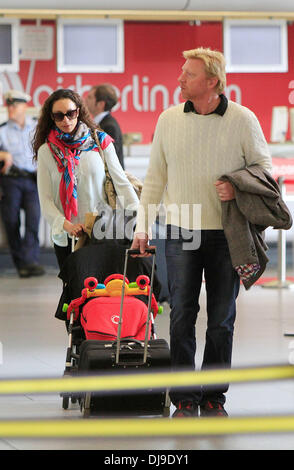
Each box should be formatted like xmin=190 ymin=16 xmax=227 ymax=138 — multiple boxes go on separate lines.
xmin=47 ymin=122 xmax=113 ymax=221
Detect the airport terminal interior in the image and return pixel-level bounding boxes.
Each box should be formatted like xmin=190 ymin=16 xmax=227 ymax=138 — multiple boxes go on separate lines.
xmin=1 ymin=260 xmax=294 ymax=450
xmin=1 ymin=0 xmax=294 ymax=452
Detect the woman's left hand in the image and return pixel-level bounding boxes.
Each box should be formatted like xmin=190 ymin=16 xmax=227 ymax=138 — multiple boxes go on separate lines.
xmin=63 ymin=220 xmax=85 ymax=237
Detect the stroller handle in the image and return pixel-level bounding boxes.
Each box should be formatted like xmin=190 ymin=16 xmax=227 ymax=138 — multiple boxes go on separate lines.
xmin=115 ymin=245 xmax=156 ymax=364
xmin=127 ymin=247 xmax=156 ymax=255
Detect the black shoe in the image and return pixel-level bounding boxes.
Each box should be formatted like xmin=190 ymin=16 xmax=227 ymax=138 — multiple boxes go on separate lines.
xmin=17 ymin=267 xmax=31 ymax=278
xmin=172 ymin=401 xmax=198 ymax=418
xmin=27 ymin=264 xmax=45 ymax=276
xmin=200 ymin=401 xmax=228 ymax=417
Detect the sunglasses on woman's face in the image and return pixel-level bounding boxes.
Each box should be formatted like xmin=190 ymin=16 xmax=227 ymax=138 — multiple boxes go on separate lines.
xmin=51 ymin=108 xmax=79 ymax=122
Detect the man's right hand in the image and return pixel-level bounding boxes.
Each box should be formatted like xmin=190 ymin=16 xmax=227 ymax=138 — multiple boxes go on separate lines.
xmin=130 ymin=232 xmax=152 ymax=257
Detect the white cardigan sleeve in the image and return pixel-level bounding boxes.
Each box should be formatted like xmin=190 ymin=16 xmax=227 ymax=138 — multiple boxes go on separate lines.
xmin=37 ymin=144 xmax=67 ymax=245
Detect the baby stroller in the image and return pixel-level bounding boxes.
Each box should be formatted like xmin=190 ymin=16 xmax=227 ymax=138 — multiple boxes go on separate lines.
xmin=57 ymin=239 xmax=170 ymax=417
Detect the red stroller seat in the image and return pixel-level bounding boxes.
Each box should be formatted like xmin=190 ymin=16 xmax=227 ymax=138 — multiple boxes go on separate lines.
xmin=66 ymin=273 xmax=162 ymax=343
xmin=81 ymin=296 xmax=151 ymax=341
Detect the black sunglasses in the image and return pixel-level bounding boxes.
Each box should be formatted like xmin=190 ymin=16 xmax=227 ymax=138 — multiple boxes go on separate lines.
xmin=51 ymin=108 xmax=79 ymax=122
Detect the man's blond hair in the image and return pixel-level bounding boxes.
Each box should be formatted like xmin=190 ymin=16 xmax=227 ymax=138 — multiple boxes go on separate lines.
xmin=183 ymin=47 xmax=226 ymax=94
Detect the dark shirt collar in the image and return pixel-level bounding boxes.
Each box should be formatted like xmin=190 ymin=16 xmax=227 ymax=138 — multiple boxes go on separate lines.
xmin=183 ymin=94 xmax=228 ymax=116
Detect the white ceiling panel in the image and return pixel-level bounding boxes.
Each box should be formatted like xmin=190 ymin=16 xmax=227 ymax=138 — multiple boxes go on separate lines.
xmin=0 ymin=0 xmax=293 ymax=10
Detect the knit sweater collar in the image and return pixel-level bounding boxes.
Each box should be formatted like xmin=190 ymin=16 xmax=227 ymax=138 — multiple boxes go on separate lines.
xmin=184 ymin=94 xmax=228 ymax=116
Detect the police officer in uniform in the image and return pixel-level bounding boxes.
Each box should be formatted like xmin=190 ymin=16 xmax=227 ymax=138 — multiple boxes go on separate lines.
xmin=0 ymin=90 xmax=44 ymax=277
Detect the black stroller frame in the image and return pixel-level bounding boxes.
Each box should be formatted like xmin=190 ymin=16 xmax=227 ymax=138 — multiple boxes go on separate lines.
xmin=61 ymin=238 xmax=85 ymax=410
xmin=60 ymin=244 xmax=170 ymax=417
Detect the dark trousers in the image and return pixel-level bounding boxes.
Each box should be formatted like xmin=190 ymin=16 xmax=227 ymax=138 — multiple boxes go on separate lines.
xmin=0 ymin=176 xmax=41 ymax=269
xmin=53 ymin=241 xmax=72 ymax=271
xmin=165 ymin=226 xmax=240 ymax=406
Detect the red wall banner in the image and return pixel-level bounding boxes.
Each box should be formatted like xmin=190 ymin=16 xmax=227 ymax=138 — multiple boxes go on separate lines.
xmin=1 ymin=20 xmax=294 ymax=144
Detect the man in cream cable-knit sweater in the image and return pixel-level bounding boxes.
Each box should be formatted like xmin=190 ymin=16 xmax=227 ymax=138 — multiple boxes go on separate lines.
xmin=131 ymin=47 xmax=272 ymax=418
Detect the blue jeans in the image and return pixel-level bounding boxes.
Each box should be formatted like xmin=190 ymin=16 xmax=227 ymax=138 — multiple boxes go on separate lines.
xmin=0 ymin=176 xmax=41 ymax=269
xmin=165 ymin=226 xmax=240 ymax=406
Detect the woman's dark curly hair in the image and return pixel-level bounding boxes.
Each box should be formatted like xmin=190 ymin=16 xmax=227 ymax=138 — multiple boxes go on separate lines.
xmin=32 ymin=88 xmax=100 ymax=160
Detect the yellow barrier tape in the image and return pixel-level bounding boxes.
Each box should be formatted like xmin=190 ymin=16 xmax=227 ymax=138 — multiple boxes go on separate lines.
xmin=0 ymin=364 xmax=293 ymax=395
xmin=0 ymin=415 xmax=294 ymax=437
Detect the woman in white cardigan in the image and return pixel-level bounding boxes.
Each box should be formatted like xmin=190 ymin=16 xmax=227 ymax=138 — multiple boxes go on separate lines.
xmin=33 ymin=89 xmax=139 ymax=269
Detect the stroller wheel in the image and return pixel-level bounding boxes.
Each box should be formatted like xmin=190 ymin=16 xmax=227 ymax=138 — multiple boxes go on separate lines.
xmin=62 ymin=395 xmax=69 ymax=410
xmin=162 ymin=406 xmax=170 ymax=418
xmin=80 ymin=393 xmax=91 ymax=418
xmin=83 ymin=408 xmax=91 ymax=419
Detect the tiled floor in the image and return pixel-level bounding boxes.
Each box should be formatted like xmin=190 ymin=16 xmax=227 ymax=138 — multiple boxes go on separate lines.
xmin=0 ymin=267 xmax=294 ymax=450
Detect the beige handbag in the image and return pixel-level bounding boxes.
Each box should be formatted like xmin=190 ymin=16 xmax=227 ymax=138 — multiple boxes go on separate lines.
xmin=73 ymin=212 xmax=97 ymax=251
xmin=92 ymin=130 xmax=142 ymax=209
